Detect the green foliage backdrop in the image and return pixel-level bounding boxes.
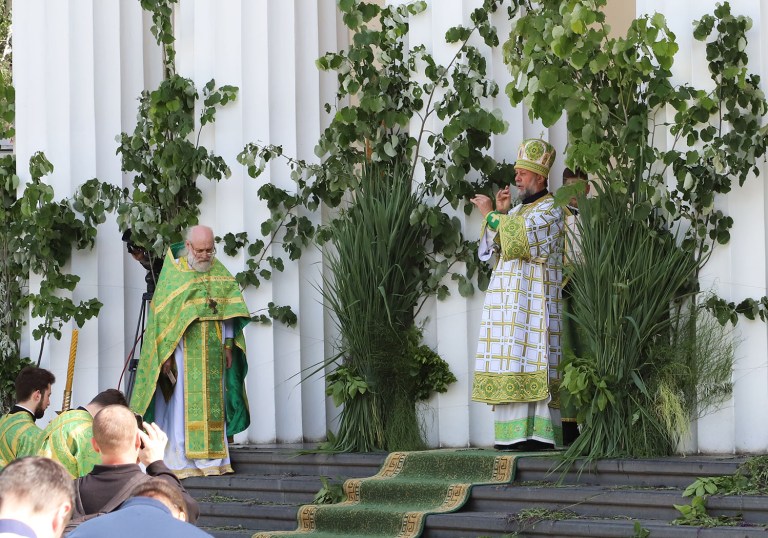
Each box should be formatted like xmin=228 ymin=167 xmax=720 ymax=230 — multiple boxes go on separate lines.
xmin=504 ymin=0 xmax=765 ymax=458
xmin=237 ymin=0 xmax=512 ymax=450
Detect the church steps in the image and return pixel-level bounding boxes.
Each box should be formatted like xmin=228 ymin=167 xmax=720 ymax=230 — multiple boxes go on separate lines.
xmin=467 ymin=484 xmax=768 ymax=523
xmin=192 ymin=447 xmax=767 ymax=538
xmin=514 ymin=455 xmax=745 ymax=487
xmin=196 ymin=487 xmax=768 ymax=536
xmin=423 ymin=513 xmax=768 ymax=537
xmin=226 ymin=445 xmax=386 ymax=478
xmin=185 ymin=474 xmax=334 ymax=504
xmin=197 ymin=500 xmax=295 ymax=534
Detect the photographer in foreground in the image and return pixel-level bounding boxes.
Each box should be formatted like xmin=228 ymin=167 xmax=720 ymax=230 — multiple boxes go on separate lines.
xmin=69 ymin=405 xmax=199 ymax=527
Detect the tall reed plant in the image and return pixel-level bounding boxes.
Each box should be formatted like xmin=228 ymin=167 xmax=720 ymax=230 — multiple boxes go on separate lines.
xmin=561 ymin=183 xmax=707 ymax=460
xmin=322 ymin=162 xmax=454 ymax=452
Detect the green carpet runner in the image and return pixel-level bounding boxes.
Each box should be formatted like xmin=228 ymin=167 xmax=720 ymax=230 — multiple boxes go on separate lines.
xmin=252 ymin=448 xmax=522 ymax=538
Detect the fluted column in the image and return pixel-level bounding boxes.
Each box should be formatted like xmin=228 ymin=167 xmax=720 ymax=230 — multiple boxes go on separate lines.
xmin=13 ymin=0 xmax=159 ymax=420
xmin=172 ymin=0 xmax=347 ymax=443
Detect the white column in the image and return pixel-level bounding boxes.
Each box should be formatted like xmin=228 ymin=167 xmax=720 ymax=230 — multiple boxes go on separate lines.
xmin=94 ymin=0 xmax=127 ymax=391
xmin=67 ymin=0 xmax=100 ymax=403
xmin=120 ymin=2 xmax=163 ymax=363
xmin=295 ymin=2 xmax=329 ymax=443
xmin=240 ymin=0 xmax=278 ymax=443
xmin=15 ymin=0 xmax=166 ymax=422
xmin=318 ymin=4 xmax=350 ymax=436
xmin=413 ymin=0 xmax=475 ymax=448
xmin=723 ymin=0 xmax=768 ymax=453
xmin=264 ymin=0 xmax=306 ymax=443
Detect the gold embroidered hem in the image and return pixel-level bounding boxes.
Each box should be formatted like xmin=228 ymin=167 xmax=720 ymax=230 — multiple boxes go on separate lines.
xmin=172 ymin=463 xmax=233 ymax=480
xmin=494 ymin=415 xmax=559 ymax=445
xmin=472 ymin=370 xmax=549 ymax=404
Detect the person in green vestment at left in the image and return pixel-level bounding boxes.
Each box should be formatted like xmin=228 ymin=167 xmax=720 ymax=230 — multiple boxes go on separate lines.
xmin=38 ymin=389 xmax=128 ymax=478
xmin=130 ymin=225 xmax=251 ymax=479
xmin=0 ymin=366 xmax=56 ymax=469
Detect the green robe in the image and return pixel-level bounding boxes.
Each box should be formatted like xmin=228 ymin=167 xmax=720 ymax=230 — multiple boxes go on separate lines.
xmin=37 ymin=409 xmax=100 ymax=478
xmin=130 ymin=245 xmax=250 ymax=459
xmin=0 ymin=411 xmax=44 ymax=468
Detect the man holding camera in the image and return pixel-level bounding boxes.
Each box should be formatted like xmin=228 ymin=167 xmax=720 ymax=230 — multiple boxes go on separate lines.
xmin=71 ymin=404 xmax=199 ymax=525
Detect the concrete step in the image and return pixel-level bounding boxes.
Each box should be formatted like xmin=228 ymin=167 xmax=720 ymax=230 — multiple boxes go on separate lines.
xmin=468 ymin=484 xmax=768 ymax=523
xmin=197 ymin=501 xmax=296 ymax=532
xmin=202 ymin=531 xmax=252 ymax=538
xmin=195 ymin=485 xmax=768 ymax=534
xmin=228 ymin=445 xmax=386 ymax=478
xmin=423 ymin=512 xmax=768 ymax=538
xmin=201 ymin=510 xmax=768 ymax=538
xmin=514 ymin=455 xmax=746 ymax=487
xmin=185 ymin=474 xmax=334 ymax=504
xmin=228 ymin=446 xmax=747 ymax=488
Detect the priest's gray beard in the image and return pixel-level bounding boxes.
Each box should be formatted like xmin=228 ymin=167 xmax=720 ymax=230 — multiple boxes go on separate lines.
xmin=187 ymin=253 xmax=213 ymax=273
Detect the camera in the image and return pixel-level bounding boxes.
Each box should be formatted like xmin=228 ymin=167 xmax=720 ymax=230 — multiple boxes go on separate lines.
xmin=134 ymin=412 xmax=145 ymax=449
xmin=122 ymin=229 xmax=164 ymax=294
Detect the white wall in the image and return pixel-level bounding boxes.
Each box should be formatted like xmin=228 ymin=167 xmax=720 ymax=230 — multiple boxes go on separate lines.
xmin=637 ymin=0 xmax=768 ymax=453
xmin=14 ymin=0 xmax=163 ymax=425
xmin=13 ymin=0 xmax=768 ymax=451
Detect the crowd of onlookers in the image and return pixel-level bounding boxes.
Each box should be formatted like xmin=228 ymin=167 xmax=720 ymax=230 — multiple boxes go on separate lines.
xmin=0 ymin=367 xmax=211 ymax=538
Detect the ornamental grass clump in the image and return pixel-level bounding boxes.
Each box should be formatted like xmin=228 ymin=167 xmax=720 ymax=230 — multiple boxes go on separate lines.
xmin=561 ymin=183 xmax=733 ymax=460
xmin=321 ymin=162 xmax=454 ymax=452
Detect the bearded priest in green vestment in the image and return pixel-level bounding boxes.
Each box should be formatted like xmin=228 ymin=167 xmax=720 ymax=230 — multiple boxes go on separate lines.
xmin=0 ymin=367 xmax=55 ymax=469
xmin=130 ymin=225 xmax=251 ymax=479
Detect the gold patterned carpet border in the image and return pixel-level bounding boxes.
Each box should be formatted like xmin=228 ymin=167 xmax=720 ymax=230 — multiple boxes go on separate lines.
xmin=252 ymin=448 xmax=522 ymax=538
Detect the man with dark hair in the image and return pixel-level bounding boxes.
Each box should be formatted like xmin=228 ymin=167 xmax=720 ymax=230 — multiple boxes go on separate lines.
xmin=71 ymin=405 xmax=199 ymax=523
xmin=0 ymin=367 xmax=56 ymax=468
xmin=0 ymin=456 xmax=74 ymax=538
xmin=38 ymin=389 xmax=128 ymax=478
xmin=562 ymin=167 xmax=590 ymax=212
xmin=68 ymin=478 xmax=211 ymax=538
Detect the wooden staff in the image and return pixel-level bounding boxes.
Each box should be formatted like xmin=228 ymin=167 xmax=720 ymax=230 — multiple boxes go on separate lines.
xmin=60 ymin=328 xmax=78 ymax=413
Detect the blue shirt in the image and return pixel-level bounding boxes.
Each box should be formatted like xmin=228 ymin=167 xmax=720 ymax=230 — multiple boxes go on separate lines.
xmin=0 ymin=519 xmax=37 ymax=538
xmin=67 ymin=497 xmax=212 ymax=538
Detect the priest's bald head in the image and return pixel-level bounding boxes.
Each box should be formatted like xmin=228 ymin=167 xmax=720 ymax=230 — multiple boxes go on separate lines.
xmin=184 ymin=225 xmax=216 ymax=273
